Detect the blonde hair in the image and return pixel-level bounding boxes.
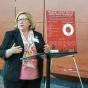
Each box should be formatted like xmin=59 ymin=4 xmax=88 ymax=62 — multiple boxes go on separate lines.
xmin=14 ymin=11 xmax=36 ymax=30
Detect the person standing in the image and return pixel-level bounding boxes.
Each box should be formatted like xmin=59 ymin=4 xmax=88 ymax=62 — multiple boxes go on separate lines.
xmin=0 ymin=11 xmax=50 ymax=88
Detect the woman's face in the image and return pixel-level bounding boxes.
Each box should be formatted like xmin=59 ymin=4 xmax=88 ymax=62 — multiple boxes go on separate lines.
xmin=17 ymin=14 xmax=30 ymax=32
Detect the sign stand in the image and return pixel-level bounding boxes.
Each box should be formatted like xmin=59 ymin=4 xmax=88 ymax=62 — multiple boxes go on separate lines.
xmin=21 ymin=52 xmax=84 ymax=88
xmin=72 ymin=55 xmax=84 ymax=88
xmin=43 ymin=52 xmax=84 ymax=88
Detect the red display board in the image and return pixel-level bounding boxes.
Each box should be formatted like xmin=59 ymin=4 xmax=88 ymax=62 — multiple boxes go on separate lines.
xmin=46 ymin=11 xmax=77 ymax=53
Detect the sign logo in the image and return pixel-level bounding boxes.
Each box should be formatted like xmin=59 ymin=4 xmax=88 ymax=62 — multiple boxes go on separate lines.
xmin=63 ymin=24 xmax=74 ymax=36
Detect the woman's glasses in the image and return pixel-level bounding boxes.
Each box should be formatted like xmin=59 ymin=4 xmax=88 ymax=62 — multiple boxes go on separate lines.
xmin=17 ymin=18 xmax=28 ymax=22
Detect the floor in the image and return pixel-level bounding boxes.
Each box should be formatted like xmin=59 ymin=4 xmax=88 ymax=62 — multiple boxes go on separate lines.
xmin=0 ymin=74 xmax=88 ymax=88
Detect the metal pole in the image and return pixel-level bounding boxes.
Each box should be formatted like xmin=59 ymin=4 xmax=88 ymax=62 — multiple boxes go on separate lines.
xmin=15 ymin=0 xmax=16 ymax=18
xmin=72 ymin=55 xmax=84 ymax=88
xmin=43 ymin=0 xmax=45 ymax=38
xmin=46 ymin=53 xmax=50 ymax=88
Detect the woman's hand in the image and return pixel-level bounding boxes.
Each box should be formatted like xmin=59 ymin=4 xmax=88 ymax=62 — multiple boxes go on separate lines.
xmin=11 ymin=43 xmax=22 ymax=54
xmin=44 ymin=43 xmax=50 ymax=53
xmin=6 ymin=43 xmax=22 ymax=58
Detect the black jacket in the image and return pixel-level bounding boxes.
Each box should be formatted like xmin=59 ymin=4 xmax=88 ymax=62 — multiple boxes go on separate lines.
xmin=0 ymin=29 xmax=45 ymax=82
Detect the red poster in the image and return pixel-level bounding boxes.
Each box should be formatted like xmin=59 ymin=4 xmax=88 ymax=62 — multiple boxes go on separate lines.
xmin=46 ymin=11 xmax=77 ymax=53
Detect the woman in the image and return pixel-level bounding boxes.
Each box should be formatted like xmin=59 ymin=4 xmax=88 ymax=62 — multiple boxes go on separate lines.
xmin=0 ymin=11 xmax=50 ymax=88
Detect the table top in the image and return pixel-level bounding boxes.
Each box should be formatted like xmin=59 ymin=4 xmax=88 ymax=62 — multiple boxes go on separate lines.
xmin=20 ymin=52 xmax=77 ymax=60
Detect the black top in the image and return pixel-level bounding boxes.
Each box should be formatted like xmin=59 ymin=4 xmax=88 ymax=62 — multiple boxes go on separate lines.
xmin=0 ymin=29 xmax=45 ymax=82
